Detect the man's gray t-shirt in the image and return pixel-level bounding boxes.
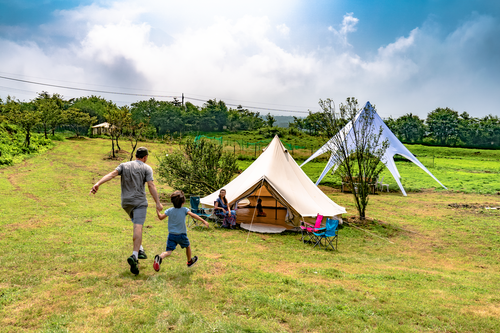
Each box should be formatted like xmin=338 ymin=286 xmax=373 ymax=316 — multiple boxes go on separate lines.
xmin=115 ymin=160 xmax=154 ymax=211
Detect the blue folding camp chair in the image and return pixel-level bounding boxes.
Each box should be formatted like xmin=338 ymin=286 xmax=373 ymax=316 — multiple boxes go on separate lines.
xmin=187 ymin=196 xmax=211 ymax=227
xmin=312 ymin=218 xmax=339 ymax=251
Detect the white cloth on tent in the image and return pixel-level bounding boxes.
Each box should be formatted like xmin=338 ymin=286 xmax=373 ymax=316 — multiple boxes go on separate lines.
xmin=301 ymin=101 xmax=447 ymax=196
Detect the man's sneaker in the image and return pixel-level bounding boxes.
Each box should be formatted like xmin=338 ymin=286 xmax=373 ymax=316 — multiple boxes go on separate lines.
xmin=138 ymin=250 xmax=147 ymax=259
xmin=127 ymin=255 xmax=139 ymax=275
xmin=187 ymin=256 xmax=198 ymax=268
xmin=153 ymin=255 xmax=162 ymax=272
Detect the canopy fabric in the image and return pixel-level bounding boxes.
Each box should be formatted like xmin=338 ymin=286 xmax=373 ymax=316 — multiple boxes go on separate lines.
xmin=301 ymin=101 xmax=447 ymax=196
xmin=200 ymin=135 xmax=346 ymax=227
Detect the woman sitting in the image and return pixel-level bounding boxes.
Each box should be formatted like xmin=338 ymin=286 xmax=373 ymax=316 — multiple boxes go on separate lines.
xmin=214 ymin=189 xmax=237 ymax=228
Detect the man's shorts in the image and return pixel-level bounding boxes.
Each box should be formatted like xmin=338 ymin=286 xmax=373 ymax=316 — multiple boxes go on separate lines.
xmin=166 ymin=233 xmax=190 ymax=251
xmin=123 ymin=205 xmax=148 ymax=225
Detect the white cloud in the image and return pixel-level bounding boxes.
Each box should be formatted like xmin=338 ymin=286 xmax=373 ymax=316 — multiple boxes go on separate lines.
xmin=0 ymin=4 xmax=499 ymax=118
xmin=328 ymin=12 xmax=359 ymax=47
xmin=276 ymin=23 xmax=290 ymax=37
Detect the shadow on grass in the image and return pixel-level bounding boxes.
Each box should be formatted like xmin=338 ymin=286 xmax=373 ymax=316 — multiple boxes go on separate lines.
xmin=118 ymin=264 xmax=196 ymax=284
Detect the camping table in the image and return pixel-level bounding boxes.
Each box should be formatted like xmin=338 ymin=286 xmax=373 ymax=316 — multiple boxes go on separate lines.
xmin=341 ymin=177 xmax=377 ymax=194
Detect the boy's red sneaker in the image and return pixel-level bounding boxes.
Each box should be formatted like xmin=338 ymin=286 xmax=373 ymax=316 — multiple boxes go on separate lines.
xmin=153 ymin=255 xmax=162 ymax=272
xmin=187 ymin=256 xmax=198 ymax=268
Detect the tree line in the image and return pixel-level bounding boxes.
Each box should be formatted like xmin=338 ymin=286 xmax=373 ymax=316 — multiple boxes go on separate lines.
xmin=290 ymin=107 xmax=500 ymax=148
xmin=2 ymin=92 xmax=499 ymax=153
xmin=0 ymin=93 xmax=269 ymax=158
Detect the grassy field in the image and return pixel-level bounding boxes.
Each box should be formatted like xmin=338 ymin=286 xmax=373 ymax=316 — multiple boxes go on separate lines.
xmin=1 ymin=138 xmax=500 ymax=332
xmin=199 ymin=133 xmax=500 ymax=195
xmin=297 ymin=144 xmax=500 ymax=195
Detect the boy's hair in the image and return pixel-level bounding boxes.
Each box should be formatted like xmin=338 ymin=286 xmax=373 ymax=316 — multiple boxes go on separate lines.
xmin=171 ymin=190 xmax=186 ymax=208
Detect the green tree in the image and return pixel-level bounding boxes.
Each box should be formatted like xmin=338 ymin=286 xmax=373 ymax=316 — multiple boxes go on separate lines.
xmin=265 ymin=113 xmax=276 ymax=127
xmin=383 ymin=116 xmax=398 ymax=135
xmin=64 ymin=107 xmax=97 ymax=138
xmin=317 ymin=99 xmax=348 ymax=137
xmin=105 ymin=105 xmax=131 ymax=157
xmin=426 ymin=107 xmax=460 ymax=145
xmin=0 ymin=97 xmax=5 ymax=123
xmin=289 ymin=116 xmax=305 ymax=131
xmin=204 ymin=99 xmax=228 ymax=131
xmin=71 ymin=96 xmax=112 ymax=124
xmin=5 ymin=97 xmax=40 ymax=147
xmin=395 ymin=113 xmax=426 ymax=143
xmin=458 ymin=112 xmax=500 ymax=147
xmin=35 ymin=92 xmax=65 ymax=139
xmin=157 ymin=138 xmax=239 ymax=196
xmin=321 ymin=97 xmax=389 ymax=219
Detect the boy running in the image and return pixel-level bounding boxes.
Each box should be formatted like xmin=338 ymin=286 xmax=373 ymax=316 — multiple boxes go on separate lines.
xmin=154 ymin=190 xmax=209 ymax=271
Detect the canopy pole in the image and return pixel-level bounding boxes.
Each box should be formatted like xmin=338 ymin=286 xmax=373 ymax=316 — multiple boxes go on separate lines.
xmin=246 ymin=178 xmax=265 ymax=243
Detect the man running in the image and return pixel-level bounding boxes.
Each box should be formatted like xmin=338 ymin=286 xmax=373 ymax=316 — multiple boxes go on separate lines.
xmin=89 ymin=147 xmax=163 ymax=275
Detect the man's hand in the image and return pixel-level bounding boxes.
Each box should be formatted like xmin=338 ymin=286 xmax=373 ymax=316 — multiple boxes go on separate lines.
xmin=89 ymin=170 xmax=118 ymax=195
xmin=156 ymin=202 xmax=164 ymax=212
xmin=89 ymin=184 xmax=99 ymax=195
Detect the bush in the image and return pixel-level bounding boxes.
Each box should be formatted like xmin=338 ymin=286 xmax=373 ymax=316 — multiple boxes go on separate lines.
xmin=236 ymin=154 xmax=256 ymax=161
xmin=157 ymin=138 xmax=239 ymax=196
xmin=0 ymin=122 xmax=54 ymax=166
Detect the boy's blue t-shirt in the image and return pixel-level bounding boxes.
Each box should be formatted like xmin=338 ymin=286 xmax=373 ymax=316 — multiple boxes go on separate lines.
xmin=164 ymin=207 xmax=189 ymax=234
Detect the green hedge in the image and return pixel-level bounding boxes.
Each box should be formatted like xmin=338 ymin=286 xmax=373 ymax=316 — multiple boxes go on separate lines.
xmin=0 ymin=122 xmax=54 ymax=166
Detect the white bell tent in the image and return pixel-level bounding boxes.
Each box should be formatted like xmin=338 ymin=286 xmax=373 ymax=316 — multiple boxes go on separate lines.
xmin=301 ymin=101 xmax=447 ymax=196
xmin=201 ymin=135 xmax=346 ymax=232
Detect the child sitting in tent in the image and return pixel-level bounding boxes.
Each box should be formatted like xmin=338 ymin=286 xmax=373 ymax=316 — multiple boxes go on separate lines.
xmin=256 ymin=198 xmax=266 ymax=217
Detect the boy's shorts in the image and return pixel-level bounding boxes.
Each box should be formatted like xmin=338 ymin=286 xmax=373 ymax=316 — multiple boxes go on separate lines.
xmin=166 ymin=233 xmax=190 ymax=251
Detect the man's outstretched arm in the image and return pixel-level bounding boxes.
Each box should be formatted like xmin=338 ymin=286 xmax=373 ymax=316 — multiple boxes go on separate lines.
xmin=147 ymin=180 xmax=163 ymax=211
xmin=90 ymin=170 xmax=119 ymax=195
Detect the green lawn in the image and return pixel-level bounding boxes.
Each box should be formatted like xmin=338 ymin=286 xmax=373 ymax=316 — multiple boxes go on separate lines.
xmin=1 ymin=138 xmax=499 ymax=332
xmin=297 ymin=144 xmax=500 ymax=195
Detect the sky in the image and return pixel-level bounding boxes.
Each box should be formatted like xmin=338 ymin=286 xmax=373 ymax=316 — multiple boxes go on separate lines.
xmin=0 ymin=0 xmax=499 ymax=118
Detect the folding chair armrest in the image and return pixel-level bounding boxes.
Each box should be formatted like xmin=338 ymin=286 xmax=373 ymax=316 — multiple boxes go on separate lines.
xmin=301 ymin=221 xmax=315 ymax=228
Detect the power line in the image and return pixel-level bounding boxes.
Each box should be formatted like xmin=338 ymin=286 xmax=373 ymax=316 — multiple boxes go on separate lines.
xmin=0 ymin=71 xmax=177 ymax=95
xmin=0 ymin=74 xmax=314 ymax=115
xmin=0 ymin=75 xmax=178 ymax=99
xmin=184 ymin=96 xmax=310 ymax=114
